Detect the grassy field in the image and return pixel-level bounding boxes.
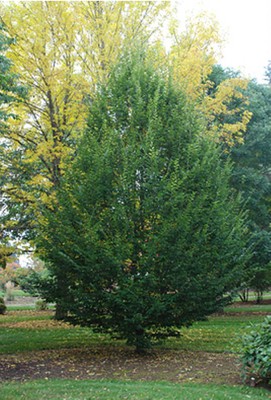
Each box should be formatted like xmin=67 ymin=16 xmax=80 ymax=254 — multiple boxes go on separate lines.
xmin=0 ymin=311 xmax=113 ymax=354
xmin=4 ymin=305 xmax=36 ymax=311
xmin=0 ymin=309 xmax=264 ymax=354
xmin=225 ymin=304 xmax=271 ymax=313
xmin=0 ymin=379 xmax=269 ymax=400
xmin=0 ymin=289 xmax=32 ymax=298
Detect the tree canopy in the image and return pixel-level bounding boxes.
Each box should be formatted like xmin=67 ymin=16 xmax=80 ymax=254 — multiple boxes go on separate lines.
xmin=37 ymin=50 xmax=249 ymax=351
xmin=0 ymin=2 xmax=251 ymax=245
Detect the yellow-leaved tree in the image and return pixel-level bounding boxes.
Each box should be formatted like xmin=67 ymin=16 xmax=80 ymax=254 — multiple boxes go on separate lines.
xmin=168 ymin=12 xmax=251 ymax=146
xmin=0 ymin=1 xmax=170 ymax=225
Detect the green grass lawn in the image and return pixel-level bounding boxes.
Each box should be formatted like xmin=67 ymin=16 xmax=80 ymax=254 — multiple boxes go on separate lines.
xmin=0 ymin=310 xmax=265 ymax=354
xmin=225 ymin=304 xmax=271 ymax=313
xmin=0 ymin=289 xmax=32 ymax=298
xmin=0 ymin=325 xmax=112 ymax=354
xmin=0 ymin=312 xmax=114 ymax=354
xmin=164 ymin=314 xmax=264 ymax=353
xmin=5 ymin=305 xmax=36 ymax=311
xmin=0 ymin=379 xmax=269 ymax=400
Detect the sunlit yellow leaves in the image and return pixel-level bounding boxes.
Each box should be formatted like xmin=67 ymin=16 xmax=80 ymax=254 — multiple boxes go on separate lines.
xmin=1 ymin=1 xmax=170 ymax=221
xmin=168 ymin=12 xmax=251 ymax=147
xmin=169 ymin=13 xmax=222 ymax=102
xmin=201 ymin=78 xmax=252 ymax=146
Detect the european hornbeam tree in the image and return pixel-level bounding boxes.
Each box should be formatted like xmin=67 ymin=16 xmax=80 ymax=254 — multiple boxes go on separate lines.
xmin=38 ymin=50 xmax=249 ymax=351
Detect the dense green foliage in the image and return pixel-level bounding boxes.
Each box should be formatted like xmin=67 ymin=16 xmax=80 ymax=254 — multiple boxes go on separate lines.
xmin=241 ymin=316 xmax=271 ymax=384
xmin=208 ymin=65 xmax=271 ymax=301
xmin=231 ymin=81 xmax=271 ymax=300
xmin=37 ymin=51 xmax=248 ymax=351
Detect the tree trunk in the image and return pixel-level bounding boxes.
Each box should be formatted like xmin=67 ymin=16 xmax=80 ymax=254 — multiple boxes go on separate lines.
xmin=239 ymin=288 xmax=249 ymax=302
xmin=54 ymin=302 xmax=67 ymax=320
xmin=255 ymin=290 xmax=263 ymax=304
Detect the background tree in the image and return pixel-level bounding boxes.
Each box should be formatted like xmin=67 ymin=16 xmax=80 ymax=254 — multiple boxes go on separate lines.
xmin=0 ymin=0 xmax=170 ymax=237
xmin=37 ymin=50 xmax=249 ymax=352
xmin=169 ymin=14 xmax=251 ymax=147
xmin=16 ymin=258 xmax=56 ymax=301
xmin=230 ymin=80 xmax=271 ymax=301
xmin=207 ymin=65 xmax=271 ymax=301
xmin=265 ymin=60 xmax=271 ymax=85
xmin=0 ymin=22 xmax=26 ymax=266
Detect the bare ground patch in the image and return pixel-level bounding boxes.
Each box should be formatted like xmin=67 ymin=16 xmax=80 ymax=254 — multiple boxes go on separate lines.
xmin=0 ymin=347 xmax=240 ymax=384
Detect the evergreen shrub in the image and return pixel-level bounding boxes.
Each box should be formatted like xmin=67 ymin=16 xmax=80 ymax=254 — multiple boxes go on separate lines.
xmin=241 ymin=316 xmax=271 ymax=385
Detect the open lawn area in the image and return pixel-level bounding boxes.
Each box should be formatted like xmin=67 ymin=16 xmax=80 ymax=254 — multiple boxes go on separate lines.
xmin=0 ymin=302 xmax=271 ymax=399
xmin=0 ymin=379 xmax=269 ymax=400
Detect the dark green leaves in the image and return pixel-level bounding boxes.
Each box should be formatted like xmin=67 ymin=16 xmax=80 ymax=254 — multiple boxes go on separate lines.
xmin=38 ymin=49 xmax=248 ymax=351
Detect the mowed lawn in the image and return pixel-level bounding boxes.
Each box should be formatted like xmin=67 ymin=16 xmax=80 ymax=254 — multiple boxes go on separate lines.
xmin=0 ymin=379 xmax=269 ymax=400
xmin=0 ymin=303 xmax=270 ymax=399
xmin=0 ymin=309 xmax=266 ymax=354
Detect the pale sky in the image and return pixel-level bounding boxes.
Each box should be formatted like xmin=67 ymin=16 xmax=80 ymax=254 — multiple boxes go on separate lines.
xmin=178 ymin=0 xmax=271 ymax=83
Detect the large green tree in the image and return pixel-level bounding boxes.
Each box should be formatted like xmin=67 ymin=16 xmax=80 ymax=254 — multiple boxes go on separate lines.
xmin=38 ymin=50 xmax=248 ymax=351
